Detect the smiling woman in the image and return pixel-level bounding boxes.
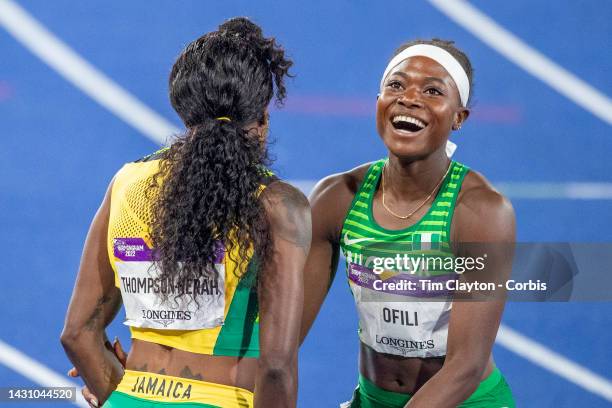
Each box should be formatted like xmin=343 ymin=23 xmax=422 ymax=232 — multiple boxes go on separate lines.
xmin=301 ymin=39 xmax=516 ymax=407
xmin=377 ymin=39 xmax=472 ymax=161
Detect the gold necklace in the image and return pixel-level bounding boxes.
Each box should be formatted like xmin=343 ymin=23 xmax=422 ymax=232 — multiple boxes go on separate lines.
xmin=381 ymin=160 xmax=452 ymax=220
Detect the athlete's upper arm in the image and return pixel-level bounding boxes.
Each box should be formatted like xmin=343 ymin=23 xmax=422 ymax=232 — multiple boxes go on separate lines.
xmin=451 ymin=177 xmax=515 ymax=243
xmin=446 ymin=180 xmax=516 ymax=373
xmin=62 ymin=178 xmax=122 ymax=340
xmin=300 ymin=173 xmax=354 ymax=343
xmin=258 ymin=181 xmax=311 ymax=363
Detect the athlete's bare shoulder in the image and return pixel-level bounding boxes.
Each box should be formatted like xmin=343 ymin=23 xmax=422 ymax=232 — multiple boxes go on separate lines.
xmin=261 ymin=180 xmax=310 ymax=222
xmin=309 ymin=162 xmax=373 ymax=243
xmin=453 ymin=169 xmax=515 ymax=242
xmin=310 ymin=162 xmax=372 ymax=201
xmin=260 ymin=180 xmax=311 ymax=249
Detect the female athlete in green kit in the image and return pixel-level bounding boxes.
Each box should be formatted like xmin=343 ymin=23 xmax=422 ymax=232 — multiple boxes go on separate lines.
xmin=301 ymin=39 xmax=516 ymax=407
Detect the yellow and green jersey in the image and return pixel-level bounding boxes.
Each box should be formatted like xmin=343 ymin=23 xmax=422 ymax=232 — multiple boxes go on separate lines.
xmin=107 ymin=149 xmax=272 ymax=357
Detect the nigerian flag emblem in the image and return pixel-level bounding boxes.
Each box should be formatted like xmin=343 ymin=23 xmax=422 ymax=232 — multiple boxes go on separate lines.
xmin=412 ymin=232 xmax=441 ymax=250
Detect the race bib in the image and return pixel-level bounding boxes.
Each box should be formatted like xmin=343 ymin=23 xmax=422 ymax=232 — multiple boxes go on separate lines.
xmin=114 ymin=238 xmax=225 ymax=330
xmin=348 ymin=262 xmax=452 ymax=357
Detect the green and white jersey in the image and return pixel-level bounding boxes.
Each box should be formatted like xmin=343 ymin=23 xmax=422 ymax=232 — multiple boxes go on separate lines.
xmin=340 ymin=158 xmax=469 ymax=358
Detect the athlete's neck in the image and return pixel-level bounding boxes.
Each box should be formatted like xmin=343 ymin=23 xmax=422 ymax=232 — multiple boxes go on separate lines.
xmin=385 ymin=148 xmax=450 ymax=200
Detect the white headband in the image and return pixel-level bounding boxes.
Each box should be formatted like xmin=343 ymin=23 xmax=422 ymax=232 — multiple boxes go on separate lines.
xmin=380 ymin=44 xmax=470 ymax=107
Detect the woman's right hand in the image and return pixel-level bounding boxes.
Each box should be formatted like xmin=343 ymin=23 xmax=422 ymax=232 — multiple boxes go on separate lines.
xmin=67 ymin=337 xmax=127 ymax=407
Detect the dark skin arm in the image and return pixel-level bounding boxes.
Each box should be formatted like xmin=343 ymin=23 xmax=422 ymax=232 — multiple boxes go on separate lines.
xmin=60 ymin=179 xmax=125 ymax=405
xmin=68 ymin=339 xmax=127 ymax=407
xmin=300 ymin=166 xmax=369 ymax=343
xmin=256 ymin=181 xmax=311 ymax=408
xmin=406 ymin=174 xmax=516 ymax=407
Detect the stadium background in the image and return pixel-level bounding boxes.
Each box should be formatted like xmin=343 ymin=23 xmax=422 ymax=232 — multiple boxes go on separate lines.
xmin=1 ymin=0 xmax=611 ymax=406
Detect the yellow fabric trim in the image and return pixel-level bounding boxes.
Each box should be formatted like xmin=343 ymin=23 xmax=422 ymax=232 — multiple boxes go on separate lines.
xmin=115 ymin=370 xmax=253 ymax=407
xmin=107 ymin=163 xmax=128 ymax=287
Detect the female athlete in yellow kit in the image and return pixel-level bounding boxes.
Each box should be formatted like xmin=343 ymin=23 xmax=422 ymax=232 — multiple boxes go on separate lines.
xmin=61 ymin=18 xmax=310 ymax=408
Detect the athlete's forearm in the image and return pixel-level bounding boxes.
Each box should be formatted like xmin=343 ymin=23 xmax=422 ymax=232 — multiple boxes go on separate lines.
xmin=61 ymin=331 xmax=124 ymax=404
xmin=405 ymin=360 xmax=481 ymax=407
xmin=61 ymin=286 xmax=123 ymax=403
xmin=299 ymin=239 xmax=338 ymax=344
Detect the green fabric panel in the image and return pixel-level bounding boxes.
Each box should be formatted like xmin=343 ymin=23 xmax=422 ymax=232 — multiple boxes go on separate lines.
xmin=103 ymin=391 xmax=219 ymax=408
xmin=213 ymin=260 xmax=260 ymax=358
xmin=346 ymin=369 xmax=515 ymax=408
xmin=341 ymin=160 xmax=470 ymax=273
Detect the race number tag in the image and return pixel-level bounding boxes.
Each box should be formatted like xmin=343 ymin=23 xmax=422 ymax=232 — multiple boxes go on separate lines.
xmin=348 ymin=262 xmax=452 ymax=358
xmin=113 ymin=238 xmax=225 ymax=330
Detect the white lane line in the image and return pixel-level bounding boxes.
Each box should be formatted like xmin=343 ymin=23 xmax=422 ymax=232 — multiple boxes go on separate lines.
xmin=428 ymin=0 xmax=612 ymax=126
xmin=291 ymin=180 xmax=612 ymax=200
xmin=0 ymin=339 xmax=88 ymax=407
xmin=497 ymin=325 xmax=612 ymax=402
xmin=0 ymin=0 xmax=179 ymax=145
xmin=496 ymin=182 xmax=612 ymax=200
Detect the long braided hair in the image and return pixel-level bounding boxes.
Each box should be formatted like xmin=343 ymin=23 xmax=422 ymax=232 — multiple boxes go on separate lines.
xmin=148 ymin=17 xmax=293 ymax=303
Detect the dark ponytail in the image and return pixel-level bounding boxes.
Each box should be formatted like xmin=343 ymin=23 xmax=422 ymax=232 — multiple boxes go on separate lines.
xmin=148 ymin=17 xmax=292 ymax=303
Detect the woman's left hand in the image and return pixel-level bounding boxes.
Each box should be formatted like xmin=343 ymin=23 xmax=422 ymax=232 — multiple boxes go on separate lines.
xmin=67 ymin=337 xmax=127 ymax=407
